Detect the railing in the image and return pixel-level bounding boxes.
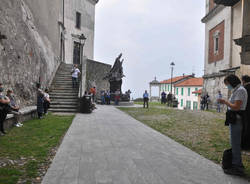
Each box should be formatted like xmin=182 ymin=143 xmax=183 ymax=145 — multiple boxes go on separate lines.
xmin=78 ymin=64 xmax=83 ymax=98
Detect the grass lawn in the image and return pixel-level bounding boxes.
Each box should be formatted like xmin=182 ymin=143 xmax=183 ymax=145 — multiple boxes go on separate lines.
xmin=0 ymin=113 xmax=74 ymax=184
xmin=119 ymin=105 xmax=250 ymax=178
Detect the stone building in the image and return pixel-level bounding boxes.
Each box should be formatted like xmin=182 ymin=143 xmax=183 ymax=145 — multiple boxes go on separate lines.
xmin=201 ymin=0 xmax=250 ymax=108
xmin=64 ymin=0 xmax=98 ymax=64
xmin=0 ymin=0 xmax=110 ymax=107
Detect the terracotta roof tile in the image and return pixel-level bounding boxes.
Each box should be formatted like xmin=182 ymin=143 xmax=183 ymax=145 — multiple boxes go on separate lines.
xmin=160 ymin=75 xmax=192 ymax=84
xmin=175 ymin=78 xmax=203 ymax=87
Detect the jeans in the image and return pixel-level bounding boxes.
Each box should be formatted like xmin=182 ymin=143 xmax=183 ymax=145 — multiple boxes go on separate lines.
xmin=101 ymin=96 xmax=105 ymax=105
xmin=229 ymin=116 xmax=243 ymax=167
xmin=0 ymin=110 xmax=7 ymax=133
xmin=72 ymin=77 xmax=78 ymax=88
xmin=143 ymin=98 xmax=149 ymax=108
xmin=217 ymin=103 xmax=221 ymax=112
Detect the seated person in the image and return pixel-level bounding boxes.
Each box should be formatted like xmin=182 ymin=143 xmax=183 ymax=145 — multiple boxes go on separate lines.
xmin=6 ymin=89 xmax=22 ymax=127
xmin=0 ymin=83 xmax=10 ymax=134
xmin=43 ymin=89 xmax=50 ymax=115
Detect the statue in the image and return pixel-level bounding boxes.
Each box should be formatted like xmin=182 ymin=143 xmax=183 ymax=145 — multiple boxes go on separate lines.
xmin=104 ymin=53 xmax=129 ymax=101
xmin=104 ymin=53 xmax=125 ymax=93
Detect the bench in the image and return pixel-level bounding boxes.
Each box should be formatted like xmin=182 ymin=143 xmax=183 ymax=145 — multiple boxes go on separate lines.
xmin=4 ymin=106 xmax=37 ymax=130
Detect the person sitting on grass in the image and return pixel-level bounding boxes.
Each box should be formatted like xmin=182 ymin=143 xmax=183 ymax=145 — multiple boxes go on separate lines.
xmin=0 ymin=83 xmax=10 ymax=135
xmin=43 ymin=88 xmax=50 ymax=115
xmin=6 ymin=89 xmax=23 ymax=127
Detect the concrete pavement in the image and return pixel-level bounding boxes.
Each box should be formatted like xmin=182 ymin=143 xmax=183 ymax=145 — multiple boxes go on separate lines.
xmin=42 ymin=105 xmax=249 ymax=184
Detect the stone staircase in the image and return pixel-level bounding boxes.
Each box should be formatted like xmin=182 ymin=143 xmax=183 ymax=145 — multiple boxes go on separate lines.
xmin=49 ymin=63 xmax=80 ymax=113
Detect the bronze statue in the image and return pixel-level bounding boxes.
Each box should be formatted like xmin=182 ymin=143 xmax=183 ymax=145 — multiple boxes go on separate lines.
xmin=104 ymin=53 xmax=129 ymax=101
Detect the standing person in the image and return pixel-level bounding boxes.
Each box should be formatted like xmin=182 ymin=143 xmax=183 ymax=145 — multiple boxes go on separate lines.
xmin=218 ymin=74 xmax=248 ymax=176
xmin=105 ymin=90 xmax=111 ymax=105
xmin=6 ymin=89 xmax=22 ymax=127
xmin=43 ymin=88 xmax=51 ymax=115
xmin=216 ymin=90 xmax=223 ymax=112
xmin=115 ymin=89 xmax=120 ymax=105
xmin=143 ymin=90 xmax=149 ymax=108
xmin=161 ymin=91 xmax=166 ymax=104
xmin=71 ymin=65 xmax=81 ymax=88
xmin=36 ymin=83 xmax=44 ymax=119
xmin=90 ymin=87 xmax=96 ymax=102
xmin=241 ymin=75 xmax=250 ymax=150
xmin=101 ymin=90 xmax=106 ymax=105
xmin=127 ymin=89 xmax=132 ymax=101
xmin=0 ymin=83 xmax=10 ymax=135
xmin=205 ymin=93 xmax=210 ymax=110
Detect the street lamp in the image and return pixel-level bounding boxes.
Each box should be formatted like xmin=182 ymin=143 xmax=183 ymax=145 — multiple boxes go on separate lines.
xmin=79 ymin=33 xmax=87 ymax=64
xmin=170 ymin=62 xmax=175 ymax=95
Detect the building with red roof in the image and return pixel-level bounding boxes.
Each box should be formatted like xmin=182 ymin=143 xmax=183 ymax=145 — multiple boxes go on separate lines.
xmin=174 ymin=77 xmax=203 ymax=110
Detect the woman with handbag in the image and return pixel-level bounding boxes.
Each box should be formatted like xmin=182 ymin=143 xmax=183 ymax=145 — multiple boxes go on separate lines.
xmin=218 ymin=75 xmax=248 ymax=176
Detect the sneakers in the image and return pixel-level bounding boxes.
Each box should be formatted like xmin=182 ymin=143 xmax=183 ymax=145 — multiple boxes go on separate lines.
xmin=0 ymin=131 xmax=7 ymax=135
xmin=224 ymin=165 xmax=245 ymax=176
xmin=15 ymin=122 xmax=23 ymax=127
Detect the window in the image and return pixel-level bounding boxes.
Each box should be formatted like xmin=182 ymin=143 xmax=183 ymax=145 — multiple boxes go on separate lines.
xmin=168 ymin=85 xmax=170 ymax=92
xmin=208 ymin=21 xmax=224 ymax=63
xmin=213 ymin=31 xmax=220 ymax=55
xmin=181 ymin=99 xmax=183 ymax=107
xmin=193 ymin=102 xmax=198 ymax=110
xmin=186 ymin=101 xmax=191 ymax=109
xmin=176 ymin=88 xmax=179 ymax=95
xmin=195 ymin=88 xmax=198 ymax=96
xmin=188 ymin=88 xmax=191 ymax=96
xmin=76 ymin=12 xmax=81 ymax=29
xmin=181 ymin=88 xmax=184 ymax=96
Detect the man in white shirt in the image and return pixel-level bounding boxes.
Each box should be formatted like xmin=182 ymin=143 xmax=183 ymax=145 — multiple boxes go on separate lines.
xmin=71 ymin=65 xmax=81 ymax=88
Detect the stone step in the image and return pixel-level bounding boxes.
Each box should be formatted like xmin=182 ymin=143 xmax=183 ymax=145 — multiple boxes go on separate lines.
xmin=50 ymin=95 xmax=78 ymax=99
xmin=55 ymin=74 xmax=72 ymax=77
xmin=50 ymin=92 xmax=78 ymax=95
xmin=50 ymin=90 xmax=78 ymax=93
xmin=49 ymin=108 xmax=78 ymax=113
xmin=51 ymin=86 xmax=79 ymax=89
xmin=50 ymin=105 xmax=78 ymax=109
xmin=52 ymin=81 xmax=74 ymax=84
xmin=51 ymin=101 xmax=78 ymax=105
xmin=50 ymin=99 xmax=79 ymax=102
xmin=54 ymin=78 xmax=73 ymax=81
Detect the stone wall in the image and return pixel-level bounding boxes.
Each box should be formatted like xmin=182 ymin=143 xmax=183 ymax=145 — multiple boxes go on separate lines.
xmin=0 ymin=0 xmax=61 ymax=107
xmin=85 ymin=59 xmax=111 ymax=98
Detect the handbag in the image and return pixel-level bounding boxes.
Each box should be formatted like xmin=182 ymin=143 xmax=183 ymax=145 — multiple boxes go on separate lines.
xmin=222 ymin=148 xmax=232 ymax=169
xmin=225 ymin=110 xmax=237 ymax=126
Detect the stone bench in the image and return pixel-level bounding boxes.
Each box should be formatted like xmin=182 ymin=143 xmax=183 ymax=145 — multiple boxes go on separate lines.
xmin=4 ymin=106 xmax=37 ymax=130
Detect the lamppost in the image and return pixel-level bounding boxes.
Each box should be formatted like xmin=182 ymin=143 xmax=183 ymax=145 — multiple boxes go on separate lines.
xmin=170 ymin=62 xmax=175 ymax=95
xmin=79 ymin=33 xmax=87 ymax=64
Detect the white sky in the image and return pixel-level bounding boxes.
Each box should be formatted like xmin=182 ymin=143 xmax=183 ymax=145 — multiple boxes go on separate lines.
xmin=94 ymin=0 xmax=205 ymax=99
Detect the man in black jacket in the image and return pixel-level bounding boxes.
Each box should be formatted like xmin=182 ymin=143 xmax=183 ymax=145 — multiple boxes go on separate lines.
xmin=241 ymin=75 xmax=250 ymax=150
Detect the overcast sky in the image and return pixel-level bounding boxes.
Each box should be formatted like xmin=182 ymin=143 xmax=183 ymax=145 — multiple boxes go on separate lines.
xmin=94 ymin=0 xmax=205 ymax=98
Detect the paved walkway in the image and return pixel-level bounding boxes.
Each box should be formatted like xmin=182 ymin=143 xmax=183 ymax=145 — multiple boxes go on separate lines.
xmin=42 ymin=105 xmax=249 ymax=184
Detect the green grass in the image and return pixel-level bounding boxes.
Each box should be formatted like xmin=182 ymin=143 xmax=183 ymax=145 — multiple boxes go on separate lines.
xmin=119 ymin=106 xmax=250 ymax=178
xmin=0 ymin=113 xmax=74 ymax=184
xmin=134 ymin=101 xmax=166 ymax=107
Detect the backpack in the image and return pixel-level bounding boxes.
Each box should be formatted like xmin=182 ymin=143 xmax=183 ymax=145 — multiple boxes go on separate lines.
xmin=222 ymin=148 xmax=232 ymax=169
